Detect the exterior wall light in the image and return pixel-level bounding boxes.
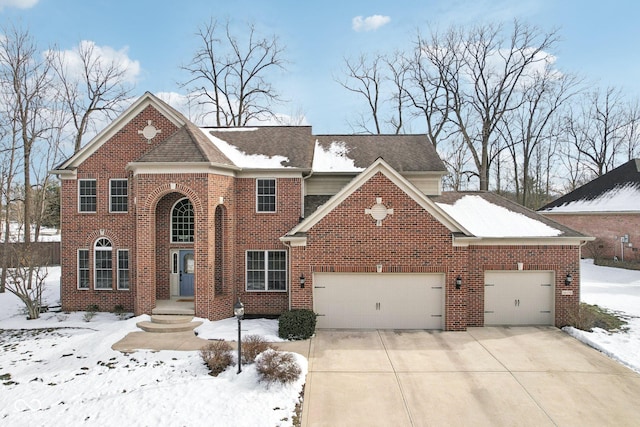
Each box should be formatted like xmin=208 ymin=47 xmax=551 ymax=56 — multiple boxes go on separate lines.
xmin=300 ymin=274 xmax=306 ymax=288
xmin=565 ymin=273 xmax=573 ymax=286
xmin=455 ymin=276 xmax=462 ymax=289
xmin=233 ymin=299 xmax=244 ymax=374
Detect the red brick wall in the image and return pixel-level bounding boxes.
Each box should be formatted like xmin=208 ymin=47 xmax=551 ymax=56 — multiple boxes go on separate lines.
xmin=234 ymin=177 xmax=302 ymax=315
xmin=59 ymin=105 xmax=178 ymax=312
xmin=289 ymin=172 xmax=581 ymax=330
xmin=543 ymin=213 xmax=640 ymax=261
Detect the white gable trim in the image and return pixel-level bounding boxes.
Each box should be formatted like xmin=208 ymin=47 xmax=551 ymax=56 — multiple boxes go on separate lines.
xmin=54 ymin=92 xmax=186 ymax=172
xmin=286 ymin=157 xmax=470 ymax=236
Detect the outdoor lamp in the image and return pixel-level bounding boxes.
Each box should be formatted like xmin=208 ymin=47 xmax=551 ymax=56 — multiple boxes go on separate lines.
xmin=565 ymin=273 xmax=573 ymax=286
xmin=455 ymin=276 xmax=462 ymax=289
xmin=234 ymin=299 xmax=244 ymax=374
xmin=300 ymin=274 xmax=306 ymax=288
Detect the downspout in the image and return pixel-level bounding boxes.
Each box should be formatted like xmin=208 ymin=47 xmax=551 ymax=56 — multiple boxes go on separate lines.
xmin=282 ymin=240 xmax=293 ymax=311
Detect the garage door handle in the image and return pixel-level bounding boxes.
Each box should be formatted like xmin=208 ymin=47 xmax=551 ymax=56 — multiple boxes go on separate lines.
xmin=314 ymin=286 xmax=326 ymax=289
xmin=514 ymin=299 xmax=520 ymax=306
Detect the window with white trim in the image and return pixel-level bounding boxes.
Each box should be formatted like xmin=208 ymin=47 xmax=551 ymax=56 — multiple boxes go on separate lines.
xmin=246 ymin=250 xmax=287 ymax=291
xmin=79 ymin=179 xmax=97 ymax=213
xmin=94 ymin=238 xmax=112 ymax=289
xmin=117 ymin=249 xmax=129 ymax=290
xmin=78 ymin=249 xmax=89 ymax=289
xmin=171 ymin=198 xmax=194 ymax=242
xmin=256 ymin=178 xmax=276 ymax=212
xmin=110 ymin=179 xmax=128 ymax=213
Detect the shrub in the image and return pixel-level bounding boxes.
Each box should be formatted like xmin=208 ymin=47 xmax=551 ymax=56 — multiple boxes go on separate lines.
xmin=242 ymin=334 xmax=275 ymax=364
xmin=568 ymin=303 xmax=627 ymax=332
xmin=256 ymin=349 xmax=301 ymax=385
xmin=113 ymin=304 xmax=128 ymax=320
xmin=83 ymin=304 xmax=99 ymax=322
xmin=200 ymin=340 xmax=234 ymax=376
xmin=278 ymin=309 xmax=316 ymax=340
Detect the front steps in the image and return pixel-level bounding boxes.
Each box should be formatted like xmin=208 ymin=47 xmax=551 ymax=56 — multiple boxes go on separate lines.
xmin=136 ymin=314 xmax=202 ymax=333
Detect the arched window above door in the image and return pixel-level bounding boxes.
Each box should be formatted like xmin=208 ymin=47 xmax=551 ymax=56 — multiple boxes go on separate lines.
xmin=171 ymin=198 xmax=194 ymax=243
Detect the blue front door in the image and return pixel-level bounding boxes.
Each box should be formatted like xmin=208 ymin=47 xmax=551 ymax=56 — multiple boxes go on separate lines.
xmin=179 ymin=250 xmax=195 ymax=296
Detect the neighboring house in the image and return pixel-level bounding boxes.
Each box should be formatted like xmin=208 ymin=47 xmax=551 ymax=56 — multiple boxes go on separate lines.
xmin=51 ymin=92 xmax=590 ymax=331
xmin=540 ymin=159 xmax=640 ymax=261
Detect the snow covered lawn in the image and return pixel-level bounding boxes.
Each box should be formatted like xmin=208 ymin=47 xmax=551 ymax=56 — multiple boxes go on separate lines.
xmin=565 ymin=259 xmax=640 ymax=373
xmin=0 ymin=268 xmax=306 ymax=426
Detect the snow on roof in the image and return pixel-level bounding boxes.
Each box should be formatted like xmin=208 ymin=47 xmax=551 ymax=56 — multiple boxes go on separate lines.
xmin=201 ymin=129 xmax=291 ymax=168
xmin=312 ymin=140 xmax=365 ymax=172
xmin=436 ymin=195 xmax=562 ymax=237
xmin=541 ymin=184 xmax=640 ymax=213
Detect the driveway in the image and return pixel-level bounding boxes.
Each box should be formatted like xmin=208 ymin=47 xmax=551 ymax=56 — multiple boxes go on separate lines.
xmin=301 ymin=327 xmax=640 ymax=426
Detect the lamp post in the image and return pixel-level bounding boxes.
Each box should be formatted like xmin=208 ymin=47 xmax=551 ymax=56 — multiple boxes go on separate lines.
xmin=234 ymin=299 xmax=244 ymax=374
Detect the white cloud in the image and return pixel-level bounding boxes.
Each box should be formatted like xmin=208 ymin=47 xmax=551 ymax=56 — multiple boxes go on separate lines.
xmin=0 ymin=0 xmax=38 ymax=10
xmin=352 ymin=15 xmax=391 ymax=32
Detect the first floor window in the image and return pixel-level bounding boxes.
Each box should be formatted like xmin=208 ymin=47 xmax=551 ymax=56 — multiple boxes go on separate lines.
xmin=246 ymin=250 xmax=287 ymax=291
xmin=95 ymin=238 xmax=112 ymax=289
xmin=78 ymin=249 xmax=89 ymax=289
xmin=117 ymin=250 xmax=129 ymax=290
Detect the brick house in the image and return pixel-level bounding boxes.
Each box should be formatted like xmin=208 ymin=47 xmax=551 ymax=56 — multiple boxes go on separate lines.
xmin=52 ymin=92 xmax=589 ymax=331
xmin=540 ymin=159 xmax=640 ymax=261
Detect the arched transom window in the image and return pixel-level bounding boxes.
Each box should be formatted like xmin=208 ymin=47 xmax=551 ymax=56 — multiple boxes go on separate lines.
xmin=172 ymin=198 xmax=194 ymax=243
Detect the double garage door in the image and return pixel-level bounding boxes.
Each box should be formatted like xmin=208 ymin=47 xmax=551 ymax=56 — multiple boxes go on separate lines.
xmin=313 ymin=273 xmax=444 ymax=329
xmin=484 ymin=271 xmax=554 ymax=326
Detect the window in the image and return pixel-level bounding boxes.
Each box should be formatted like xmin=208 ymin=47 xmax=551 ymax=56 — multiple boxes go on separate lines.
xmin=246 ymin=250 xmax=287 ymax=291
xmin=79 ymin=179 xmax=97 ymax=212
xmin=171 ymin=198 xmax=194 ymax=242
xmin=94 ymin=238 xmax=112 ymax=289
xmin=117 ymin=250 xmax=129 ymax=290
xmin=78 ymin=249 xmax=89 ymax=289
xmin=110 ymin=179 xmax=128 ymax=212
xmin=256 ymin=179 xmax=276 ymax=212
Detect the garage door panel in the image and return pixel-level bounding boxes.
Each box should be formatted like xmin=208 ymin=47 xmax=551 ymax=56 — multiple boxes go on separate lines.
xmin=484 ymin=271 xmax=554 ymax=326
xmin=314 ymin=273 xmax=444 ymax=329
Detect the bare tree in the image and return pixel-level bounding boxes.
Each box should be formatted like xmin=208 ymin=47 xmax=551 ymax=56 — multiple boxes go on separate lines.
xmin=5 ymin=244 xmax=49 ymax=319
xmin=181 ymin=19 xmax=287 ymax=126
xmin=0 ymin=25 xmax=54 ymax=253
xmin=424 ymin=20 xmax=559 ymax=190
xmin=51 ymin=41 xmax=134 ymax=153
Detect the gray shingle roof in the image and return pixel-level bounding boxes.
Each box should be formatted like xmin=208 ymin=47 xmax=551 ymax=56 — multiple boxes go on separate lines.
xmin=314 ymin=134 xmax=446 ymax=172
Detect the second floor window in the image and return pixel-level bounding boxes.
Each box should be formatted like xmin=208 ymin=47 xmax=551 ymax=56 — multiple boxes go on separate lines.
xmin=256 ymin=178 xmax=276 ymax=212
xmin=110 ymin=179 xmax=128 ymax=212
xmin=79 ymin=179 xmax=97 ymax=213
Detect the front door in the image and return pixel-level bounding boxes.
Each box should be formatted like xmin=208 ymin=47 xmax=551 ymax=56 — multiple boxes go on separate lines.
xmin=179 ymin=250 xmax=195 ymax=296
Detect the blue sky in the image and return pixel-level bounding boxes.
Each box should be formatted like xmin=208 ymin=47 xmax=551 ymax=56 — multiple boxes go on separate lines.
xmin=2 ymin=0 xmax=640 ymax=134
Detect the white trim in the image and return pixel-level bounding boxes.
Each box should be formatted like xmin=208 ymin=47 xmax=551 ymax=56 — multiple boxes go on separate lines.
xmin=237 ymin=169 xmax=305 ymax=178
xmin=452 ymin=236 xmax=595 ymax=247
xmin=78 ymin=179 xmax=97 ymax=213
xmin=127 ymin=162 xmax=239 ymax=177
xmin=256 ymin=178 xmax=277 ymax=213
xmin=117 ymin=249 xmax=130 ymax=290
xmin=77 ymin=249 xmax=90 ymax=290
xmin=245 ymin=250 xmax=288 ymax=292
xmin=109 ymin=178 xmax=129 ymax=213
xmin=542 ymin=211 xmax=640 ymax=215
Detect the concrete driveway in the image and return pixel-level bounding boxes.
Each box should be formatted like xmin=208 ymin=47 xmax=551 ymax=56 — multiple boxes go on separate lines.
xmin=301 ymin=327 xmax=640 ymax=427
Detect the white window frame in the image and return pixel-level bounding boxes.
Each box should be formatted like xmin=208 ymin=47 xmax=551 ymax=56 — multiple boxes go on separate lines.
xmin=117 ymin=249 xmax=130 ymax=290
xmin=78 ymin=249 xmax=90 ymax=290
xmin=256 ymin=178 xmax=277 ymax=213
xmin=78 ymin=179 xmax=97 ymax=213
xmin=171 ymin=198 xmax=195 ymax=243
xmin=109 ymin=179 xmax=128 ymax=213
xmin=94 ymin=238 xmax=113 ymax=290
xmin=245 ymin=250 xmax=287 ymax=292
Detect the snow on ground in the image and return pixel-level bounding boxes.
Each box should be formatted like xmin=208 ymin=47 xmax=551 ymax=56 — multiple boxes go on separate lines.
xmin=0 ymin=222 xmax=60 ymax=242
xmin=0 ymin=267 xmax=306 ymax=426
xmin=436 ymin=195 xmax=562 ymax=237
xmin=565 ymin=259 xmax=640 ymax=373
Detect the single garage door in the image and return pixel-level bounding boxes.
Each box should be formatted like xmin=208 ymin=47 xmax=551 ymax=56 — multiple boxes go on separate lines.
xmin=313 ymin=273 xmax=444 ymax=329
xmin=484 ymin=271 xmax=554 ymax=326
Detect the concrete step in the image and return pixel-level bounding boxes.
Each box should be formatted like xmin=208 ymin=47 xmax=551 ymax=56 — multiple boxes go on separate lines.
xmin=151 ymin=314 xmax=194 ymax=324
xmin=151 ymin=306 xmax=195 ymax=316
xmin=136 ymin=320 xmax=203 ymax=333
